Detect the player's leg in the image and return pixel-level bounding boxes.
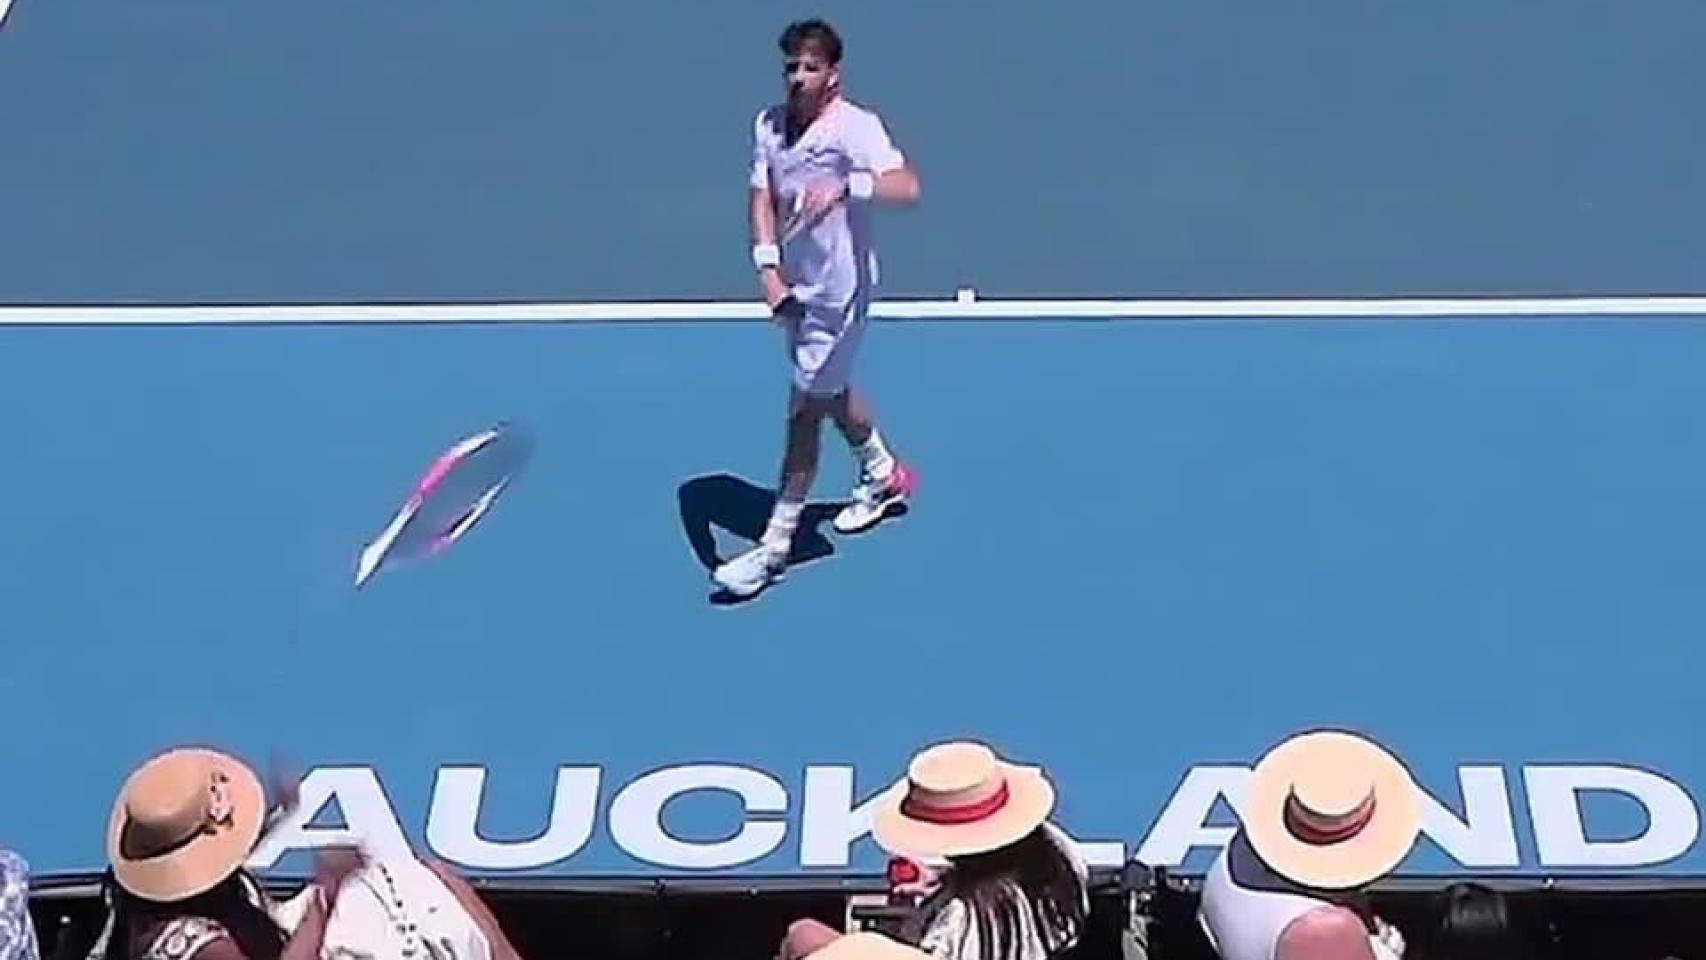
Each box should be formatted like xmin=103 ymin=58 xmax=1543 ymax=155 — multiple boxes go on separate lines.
xmin=713 ymin=394 xmax=823 ymax=598
xmin=823 ymin=303 xmax=914 ymax=534
xmin=828 ymin=384 xmax=878 ymax=446
xmin=711 ymin=318 xmax=846 ymax=597
xmin=829 ymin=386 xmax=914 ymax=534
xmin=765 ymin=393 xmax=826 ymax=555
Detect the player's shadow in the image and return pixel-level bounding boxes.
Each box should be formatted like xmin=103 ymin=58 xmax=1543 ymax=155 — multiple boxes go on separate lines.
xmin=677 ymin=473 xmax=842 ymax=606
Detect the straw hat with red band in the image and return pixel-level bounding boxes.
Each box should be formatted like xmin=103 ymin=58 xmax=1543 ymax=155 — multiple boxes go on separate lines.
xmin=107 ymin=747 xmax=267 ymax=903
xmin=871 ymin=741 xmax=1056 ymax=859
xmin=1241 ymin=729 xmax=1423 ymax=892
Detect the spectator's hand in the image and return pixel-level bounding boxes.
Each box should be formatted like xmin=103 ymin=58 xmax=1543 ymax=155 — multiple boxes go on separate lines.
xmin=1370 ymin=916 xmax=1405 ymax=960
xmin=268 ymin=752 xmax=302 ymax=816
xmin=313 ymin=845 xmax=366 ymax=908
xmin=887 ymin=857 xmax=943 ymax=899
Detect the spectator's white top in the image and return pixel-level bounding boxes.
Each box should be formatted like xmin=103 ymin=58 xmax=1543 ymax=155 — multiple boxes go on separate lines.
xmin=1198 ymin=835 xmax=1404 ymax=960
xmin=1198 ymin=840 xmax=1324 ymax=960
xmin=750 ymin=97 xmax=906 ymax=307
xmin=0 ymin=851 xmax=38 ymax=960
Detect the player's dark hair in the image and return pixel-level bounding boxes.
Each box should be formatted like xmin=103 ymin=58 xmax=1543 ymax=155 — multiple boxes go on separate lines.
xmin=778 ymin=19 xmax=843 ymax=65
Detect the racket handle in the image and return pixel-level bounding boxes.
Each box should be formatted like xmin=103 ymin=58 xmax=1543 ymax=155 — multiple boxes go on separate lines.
xmin=773 ymin=294 xmax=806 ymax=321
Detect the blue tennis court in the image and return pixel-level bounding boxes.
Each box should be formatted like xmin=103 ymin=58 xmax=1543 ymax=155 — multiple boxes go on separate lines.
xmin=1 ymin=311 xmax=1701 ymax=881
xmin=3 ymin=0 xmax=1706 ymax=911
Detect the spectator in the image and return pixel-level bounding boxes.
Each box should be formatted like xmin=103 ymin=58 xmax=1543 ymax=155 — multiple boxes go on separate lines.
xmin=1 ymin=849 xmax=41 ymax=960
xmin=1415 ymin=883 xmax=1523 ymax=960
xmin=784 ymin=741 xmax=1088 ymax=960
xmin=98 ymin=746 xmax=524 ymax=960
xmin=98 ymin=746 xmax=358 ymax=960
xmin=1198 ymin=729 xmax=1423 ymax=960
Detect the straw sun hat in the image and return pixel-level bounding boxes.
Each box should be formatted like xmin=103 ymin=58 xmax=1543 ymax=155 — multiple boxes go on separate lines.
xmin=871 ymin=741 xmax=1056 ymax=859
xmin=1240 ymin=729 xmax=1424 ymax=891
xmin=107 ymin=747 xmax=267 ymax=902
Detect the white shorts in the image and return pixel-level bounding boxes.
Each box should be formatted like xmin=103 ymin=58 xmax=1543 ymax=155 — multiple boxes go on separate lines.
xmin=787 ymin=294 xmax=870 ymax=398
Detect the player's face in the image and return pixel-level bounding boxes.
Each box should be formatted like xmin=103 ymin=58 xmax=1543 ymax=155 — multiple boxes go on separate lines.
xmin=784 ymin=48 xmax=838 ymax=113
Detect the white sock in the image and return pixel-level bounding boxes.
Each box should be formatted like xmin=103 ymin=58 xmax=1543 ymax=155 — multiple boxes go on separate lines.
xmin=761 ymin=498 xmax=804 ymax=556
xmin=854 ymin=429 xmax=896 ymax=481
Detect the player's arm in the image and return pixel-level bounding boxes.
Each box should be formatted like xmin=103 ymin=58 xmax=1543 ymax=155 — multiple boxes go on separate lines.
xmin=860 ymin=162 xmax=920 ymax=205
xmin=877 ymin=166 xmax=920 ymax=203
xmin=748 ymin=112 xmax=792 ymax=313
xmin=750 ymin=185 xmax=789 ymax=306
xmin=846 ymin=113 xmax=921 ymax=206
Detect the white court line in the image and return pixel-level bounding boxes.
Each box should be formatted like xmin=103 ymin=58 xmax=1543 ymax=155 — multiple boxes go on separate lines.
xmin=2 ymin=294 xmax=1706 ymax=326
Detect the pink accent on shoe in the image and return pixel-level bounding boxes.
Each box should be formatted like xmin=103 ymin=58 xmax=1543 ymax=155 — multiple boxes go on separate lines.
xmin=887 ymin=461 xmax=918 ymax=497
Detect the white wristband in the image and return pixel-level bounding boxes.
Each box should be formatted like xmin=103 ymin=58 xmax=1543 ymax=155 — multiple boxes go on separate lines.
xmin=847 ymin=171 xmax=875 ymax=201
xmin=751 ymin=243 xmax=780 ymax=270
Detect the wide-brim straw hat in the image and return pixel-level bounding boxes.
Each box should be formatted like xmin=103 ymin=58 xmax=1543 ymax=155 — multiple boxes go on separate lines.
xmin=107 ymin=747 xmax=266 ymax=902
xmin=871 ymin=741 xmax=1055 ymax=859
xmin=1241 ymin=729 xmax=1423 ymax=891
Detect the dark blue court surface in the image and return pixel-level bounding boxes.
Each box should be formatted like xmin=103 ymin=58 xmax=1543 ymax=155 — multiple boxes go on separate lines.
xmin=1 ymin=314 xmax=1701 ymax=882
xmin=1 ymin=0 xmax=1703 ymax=302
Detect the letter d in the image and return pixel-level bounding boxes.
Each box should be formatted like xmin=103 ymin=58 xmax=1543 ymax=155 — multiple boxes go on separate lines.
xmin=1525 ymin=765 xmax=1700 ymax=868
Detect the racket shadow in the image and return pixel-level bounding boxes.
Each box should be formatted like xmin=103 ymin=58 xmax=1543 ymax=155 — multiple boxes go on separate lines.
xmin=676 ymin=473 xmax=842 ymax=603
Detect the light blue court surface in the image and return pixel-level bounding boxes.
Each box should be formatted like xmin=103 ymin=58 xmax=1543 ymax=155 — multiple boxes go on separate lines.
xmin=1 ymin=313 xmax=1703 ymax=883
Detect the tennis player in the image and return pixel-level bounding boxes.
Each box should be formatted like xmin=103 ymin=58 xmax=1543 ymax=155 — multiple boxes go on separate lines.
xmin=714 ymin=19 xmax=922 ymax=599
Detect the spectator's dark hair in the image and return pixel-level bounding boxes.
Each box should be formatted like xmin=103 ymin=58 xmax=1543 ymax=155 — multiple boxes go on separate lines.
xmin=1421 ymin=882 xmax=1523 ymax=960
xmin=778 ymin=19 xmax=843 ymax=65
xmin=920 ymin=826 xmax=1087 ymax=960
xmin=101 ymin=869 xmax=285 ymax=960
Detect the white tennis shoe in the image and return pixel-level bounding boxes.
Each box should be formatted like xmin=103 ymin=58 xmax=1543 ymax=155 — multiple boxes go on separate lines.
xmin=712 ymin=543 xmax=787 ymax=598
xmin=833 ymin=461 xmax=916 ymax=535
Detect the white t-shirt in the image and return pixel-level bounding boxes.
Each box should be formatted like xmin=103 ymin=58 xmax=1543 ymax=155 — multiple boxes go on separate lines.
xmin=1198 ymin=838 xmax=1324 ymax=960
xmin=1198 ymin=834 xmax=1406 ymax=960
xmin=750 ymin=97 xmax=906 ymax=307
xmin=270 ymin=857 xmax=492 ymax=960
